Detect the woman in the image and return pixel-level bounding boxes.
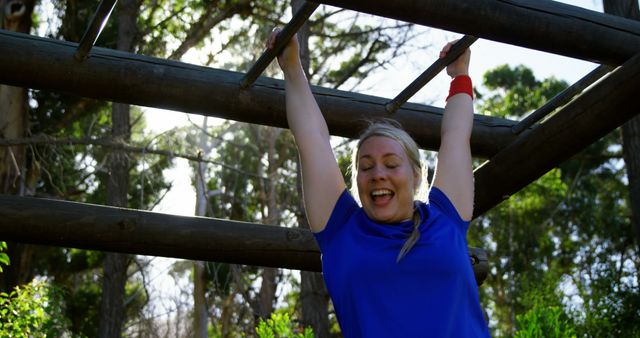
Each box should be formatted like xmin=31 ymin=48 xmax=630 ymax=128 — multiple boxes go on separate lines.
xmin=267 ymin=29 xmax=490 ymax=337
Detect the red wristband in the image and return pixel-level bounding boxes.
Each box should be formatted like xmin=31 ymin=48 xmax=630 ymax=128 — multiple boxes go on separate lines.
xmin=446 ymin=75 xmax=473 ymax=101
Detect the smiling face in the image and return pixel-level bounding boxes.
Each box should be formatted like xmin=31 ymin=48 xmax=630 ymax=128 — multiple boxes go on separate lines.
xmin=356 ymin=136 xmax=419 ymax=223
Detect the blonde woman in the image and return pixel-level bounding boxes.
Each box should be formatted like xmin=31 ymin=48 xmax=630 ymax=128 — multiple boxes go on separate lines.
xmin=267 ymin=29 xmax=490 ymax=337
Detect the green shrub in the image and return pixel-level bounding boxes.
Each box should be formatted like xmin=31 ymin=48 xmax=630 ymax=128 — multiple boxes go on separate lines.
xmin=0 ymin=241 xmax=9 ymax=272
xmin=0 ymin=279 xmax=70 ymax=337
xmin=255 ymin=312 xmax=313 ymax=338
xmin=515 ymin=305 xmax=576 ymax=338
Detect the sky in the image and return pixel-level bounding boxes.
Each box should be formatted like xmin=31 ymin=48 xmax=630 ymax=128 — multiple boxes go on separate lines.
xmin=146 ymin=0 xmax=604 ymax=217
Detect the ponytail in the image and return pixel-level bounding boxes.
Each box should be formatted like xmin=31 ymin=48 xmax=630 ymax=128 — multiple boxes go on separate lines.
xmin=396 ymin=204 xmax=421 ymax=262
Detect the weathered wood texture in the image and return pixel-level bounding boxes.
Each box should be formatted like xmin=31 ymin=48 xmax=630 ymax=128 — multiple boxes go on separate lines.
xmin=74 ymin=0 xmax=117 ymax=61
xmin=0 ymin=194 xmax=319 ymax=270
xmin=317 ymin=0 xmax=640 ymax=66
xmin=473 ymin=53 xmax=640 ymax=218
xmin=0 ymin=30 xmax=515 ymax=158
xmin=0 ymin=194 xmax=489 ymax=285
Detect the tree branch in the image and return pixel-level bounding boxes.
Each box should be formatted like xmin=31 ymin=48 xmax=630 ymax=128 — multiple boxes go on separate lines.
xmin=168 ymin=1 xmax=251 ymax=60
xmin=0 ymin=134 xmax=264 ymax=179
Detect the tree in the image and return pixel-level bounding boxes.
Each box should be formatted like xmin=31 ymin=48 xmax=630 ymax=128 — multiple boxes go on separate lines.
xmin=193 ymin=118 xmax=212 ymax=338
xmin=0 ymin=1 xmax=190 ymax=335
xmin=97 ymin=1 xmax=140 ymax=335
xmin=474 ymin=64 xmax=639 ymax=337
xmin=0 ymin=0 xmax=36 ymax=294
xmin=0 ymin=0 xmax=33 ymax=194
xmin=474 ymin=66 xmax=566 ymax=335
xmin=205 ymin=121 xmax=298 ymax=331
xmin=603 ymin=0 xmax=640 ymax=288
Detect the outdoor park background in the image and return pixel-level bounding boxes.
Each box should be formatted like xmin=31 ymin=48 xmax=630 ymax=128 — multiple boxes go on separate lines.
xmin=1 ymin=0 xmax=639 ymax=337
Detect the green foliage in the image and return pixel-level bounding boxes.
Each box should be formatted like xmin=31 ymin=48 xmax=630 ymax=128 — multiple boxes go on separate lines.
xmin=0 ymin=241 xmax=9 ymax=273
xmin=204 ymin=262 xmax=232 ymax=295
xmin=0 ymin=279 xmax=70 ymax=337
xmin=255 ymin=312 xmax=313 ymax=338
xmin=514 ymin=274 xmax=576 ymax=338
xmin=573 ymin=288 xmax=640 ymax=338
xmin=475 ymin=64 xmax=638 ymax=337
xmin=478 ymin=64 xmax=567 ymax=119
xmin=515 ymin=306 xmax=576 ymax=338
xmin=63 ymin=280 xmax=101 ymax=337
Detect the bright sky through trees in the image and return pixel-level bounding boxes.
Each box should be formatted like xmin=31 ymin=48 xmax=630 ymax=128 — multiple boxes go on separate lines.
xmin=146 ymin=0 xmax=603 ymax=217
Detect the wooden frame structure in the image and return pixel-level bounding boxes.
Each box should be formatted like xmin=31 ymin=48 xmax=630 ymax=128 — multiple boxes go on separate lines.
xmin=2 ymin=0 xmax=640 ymax=284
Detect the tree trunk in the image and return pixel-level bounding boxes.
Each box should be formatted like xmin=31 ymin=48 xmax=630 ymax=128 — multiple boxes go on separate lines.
xmin=98 ymin=99 xmax=131 ymax=337
xmin=292 ymin=1 xmax=332 ymax=336
xmin=0 ymin=83 xmax=25 ymax=193
xmin=193 ymin=117 xmax=211 ymax=338
xmin=603 ymin=0 xmax=640 ymax=275
xmin=98 ymin=250 xmax=129 ymax=338
xmin=0 ymin=0 xmax=35 ymax=293
xmin=258 ymin=267 xmax=277 ymax=318
xmin=193 ymin=261 xmax=208 ymax=338
xmin=297 ymin=158 xmax=331 ymax=338
xmin=256 ymin=127 xmax=281 ymax=320
xmin=220 ymin=293 xmax=235 ymax=337
xmin=98 ymin=1 xmax=137 ymax=336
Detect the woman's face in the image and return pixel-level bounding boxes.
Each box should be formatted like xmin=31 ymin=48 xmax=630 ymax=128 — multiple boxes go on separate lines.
xmin=356 ymin=136 xmax=418 ymax=223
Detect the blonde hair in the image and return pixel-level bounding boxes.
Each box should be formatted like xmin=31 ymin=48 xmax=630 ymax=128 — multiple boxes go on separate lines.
xmin=350 ymin=119 xmax=426 ymax=262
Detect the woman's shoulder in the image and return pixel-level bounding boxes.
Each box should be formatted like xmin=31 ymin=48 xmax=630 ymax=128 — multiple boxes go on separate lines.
xmin=426 ymin=187 xmax=470 ymax=228
xmin=313 ymin=189 xmax=360 ymax=241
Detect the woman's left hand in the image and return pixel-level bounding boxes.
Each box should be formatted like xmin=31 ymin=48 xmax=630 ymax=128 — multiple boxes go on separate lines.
xmin=440 ymin=40 xmax=470 ymax=78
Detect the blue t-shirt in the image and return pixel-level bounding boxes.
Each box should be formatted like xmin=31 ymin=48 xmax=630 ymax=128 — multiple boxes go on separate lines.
xmin=314 ymin=187 xmax=490 ymax=338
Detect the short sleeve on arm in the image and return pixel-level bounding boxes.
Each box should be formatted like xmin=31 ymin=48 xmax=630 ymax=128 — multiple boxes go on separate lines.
xmin=313 ymin=189 xmax=359 ymax=249
xmin=428 ymin=187 xmax=470 ymax=233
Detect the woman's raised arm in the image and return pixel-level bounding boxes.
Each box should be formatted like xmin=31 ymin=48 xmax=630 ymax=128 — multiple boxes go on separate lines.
xmin=432 ymin=41 xmax=474 ymax=221
xmin=267 ymin=29 xmax=346 ymax=232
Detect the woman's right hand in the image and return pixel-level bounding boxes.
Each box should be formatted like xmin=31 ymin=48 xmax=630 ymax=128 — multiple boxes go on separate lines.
xmin=267 ymin=28 xmax=301 ymax=74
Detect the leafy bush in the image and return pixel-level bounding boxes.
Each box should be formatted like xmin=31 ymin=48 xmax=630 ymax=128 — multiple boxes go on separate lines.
xmin=515 ymin=305 xmax=576 ymax=338
xmin=0 ymin=241 xmax=9 ymax=272
xmin=255 ymin=312 xmax=313 ymax=338
xmin=0 ymin=279 xmax=70 ymax=337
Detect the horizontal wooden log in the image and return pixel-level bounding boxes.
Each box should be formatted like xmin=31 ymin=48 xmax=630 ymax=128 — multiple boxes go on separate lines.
xmin=0 ymin=30 xmax=516 ymax=158
xmin=317 ymin=0 xmax=640 ymax=65
xmin=473 ymin=52 xmax=640 ymax=218
xmin=0 ymin=195 xmax=489 ymax=285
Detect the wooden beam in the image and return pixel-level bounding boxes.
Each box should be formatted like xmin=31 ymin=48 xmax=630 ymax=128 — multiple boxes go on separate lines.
xmin=317 ymin=0 xmax=640 ymax=65
xmin=512 ymin=65 xmax=613 ymax=134
xmin=0 ymin=195 xmax=318 ymax=271
xmin=0 ymin=30 xmax=515 ymax=158
xmin=0 ymin=195 xmax=489 ymax=285
xmin=473 ymin=53 xmax=640 ymax=218
xmin=385 ymin=35 xmax=478 ymax=113
xmin=240 ymin=1 xmax=319 ymax=88
xmin=74 ymin=0 xmax=118 ymax=61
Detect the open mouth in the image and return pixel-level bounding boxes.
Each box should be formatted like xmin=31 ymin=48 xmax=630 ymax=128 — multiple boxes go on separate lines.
xmin=371 ymin=189 xmax=394 ymax=204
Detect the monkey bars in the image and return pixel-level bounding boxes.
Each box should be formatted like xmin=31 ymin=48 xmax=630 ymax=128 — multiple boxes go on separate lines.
xmin=1 ymin=0 xmax=639 ymax=274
